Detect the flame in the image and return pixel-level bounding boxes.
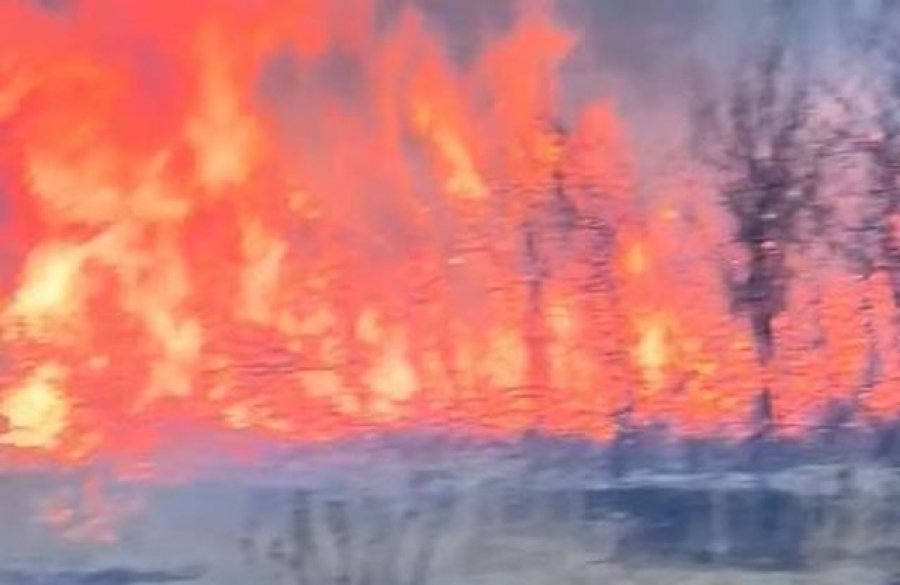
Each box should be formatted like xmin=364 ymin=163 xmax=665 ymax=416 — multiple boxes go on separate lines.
xmin=1 ymin=363 xmax=70 ymax=449
xmin=635 ymin=315 xmax=668 ymax=391
xmin=6 ymin=242 xmax=87 ymax=327
xmin=0 ymin=0 xmax=897 ymax=469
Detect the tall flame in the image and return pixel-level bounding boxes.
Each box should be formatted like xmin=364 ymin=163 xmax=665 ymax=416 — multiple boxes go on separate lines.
xmin=0 ymin=0 xmax=897 ymax=466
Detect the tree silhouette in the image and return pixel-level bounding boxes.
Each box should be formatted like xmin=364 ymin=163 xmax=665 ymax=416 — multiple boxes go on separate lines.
xmin=692 ymin=39 xmax=836 ymax=445
xmin=842 ymin=1 xmax=900 ymax=308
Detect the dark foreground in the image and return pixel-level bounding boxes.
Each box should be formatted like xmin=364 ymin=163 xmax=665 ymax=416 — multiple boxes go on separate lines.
xmin=0 ymin=461 xmax=899 ymax=584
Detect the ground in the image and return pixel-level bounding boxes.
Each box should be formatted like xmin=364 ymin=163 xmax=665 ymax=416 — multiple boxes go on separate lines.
xmin=0 ymin=458 xmax=899 ymax=584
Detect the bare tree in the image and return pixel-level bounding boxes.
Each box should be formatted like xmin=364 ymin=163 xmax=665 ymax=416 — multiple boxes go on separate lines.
xmin=843 ymin=2 xmax=900 ymax=309
xmin=692 ymin=39 xmax=836 ymax=444
xmin=833 ymin=0 xmax=900 ymax=462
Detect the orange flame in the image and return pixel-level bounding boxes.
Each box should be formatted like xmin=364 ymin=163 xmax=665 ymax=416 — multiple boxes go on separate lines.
xmin=0 ymin=0 xmax=897 ymax=468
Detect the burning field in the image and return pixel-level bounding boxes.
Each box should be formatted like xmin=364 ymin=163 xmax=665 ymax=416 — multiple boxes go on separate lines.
xmin=4 ymin=0 xmax=900 ymax=582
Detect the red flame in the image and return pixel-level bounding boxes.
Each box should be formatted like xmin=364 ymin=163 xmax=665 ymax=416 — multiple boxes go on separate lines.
xmin=0 ymin=0 xmax=898 ymax=467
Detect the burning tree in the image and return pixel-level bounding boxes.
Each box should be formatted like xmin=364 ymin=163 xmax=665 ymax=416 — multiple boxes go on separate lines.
xmin=842 ymin=1 xmax=900 ymax=310
xmin=835 ymin=0 xmax=900 ymax=461
xmin=692 ymin=42 xmax=835 ymax=438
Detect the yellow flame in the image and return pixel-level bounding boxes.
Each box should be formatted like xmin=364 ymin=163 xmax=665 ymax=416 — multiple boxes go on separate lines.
xmin=412 ymin=100 xmax=487 ymax=201
xmin=1 ymin=363 xmax=70 ymax=448
xmin=636 ymin=316 xmax=667 ymax=391
xmin=7 ymin=242 xmax=87 ymax=327
xmin=185 ymin=25 xmax=262 ymax=192
xmin=484 ymin=328 xmax=526 ymax=389
xmin=356 ymin=308 xmax=382 ymax=344
xmin=239 ymin=220 xmax=287 ymax=325
xmin=625 ymin=242 xmax=648 ymax=276
xmin=367 ymin=332 xmax=418 ymax=416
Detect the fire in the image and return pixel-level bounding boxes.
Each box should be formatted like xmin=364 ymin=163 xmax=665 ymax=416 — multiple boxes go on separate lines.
xmin=187 ymin=23 xmax=265 ymax=193
xmin=0 ymin=0 xmax=897 ymax=467
xmin=635 ymin=315 xmax=668 ymax=392
xmin=1 ymin=363 xmax=70 ymax=449
xmin=6 ymin=242 xmax=86 ymax=327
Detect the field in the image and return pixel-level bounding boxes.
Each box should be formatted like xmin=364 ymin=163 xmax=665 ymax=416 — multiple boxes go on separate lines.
xmin=1 ymin=451 xmax=899 ymax=585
